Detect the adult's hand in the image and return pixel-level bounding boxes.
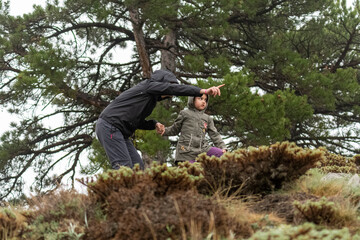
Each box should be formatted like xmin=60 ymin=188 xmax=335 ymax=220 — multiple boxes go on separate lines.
xmin=155 ymin=122 xmax=165 ymax=135
xmin=201 ymin=84 xmax=225 ymax=97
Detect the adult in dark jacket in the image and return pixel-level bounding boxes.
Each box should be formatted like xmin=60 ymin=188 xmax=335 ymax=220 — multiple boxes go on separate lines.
xmin=96 ymin=69 xmax=223 ymax=169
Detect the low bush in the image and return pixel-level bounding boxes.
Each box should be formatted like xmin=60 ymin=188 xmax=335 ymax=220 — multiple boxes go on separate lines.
xmin=196 ymin=141 xmax=324 ymax=196
xmin=0 ymin=207 xmax=26 ymax=239
xmin=79 ymin=162 xmax=251 ymax=240
xmin=318 ymin=148 xmax=359 ymax=174
xmin=248 ymin=222 xmax=358 ymax=240
xmin=293 ymin=197 xmax=358 ymax=228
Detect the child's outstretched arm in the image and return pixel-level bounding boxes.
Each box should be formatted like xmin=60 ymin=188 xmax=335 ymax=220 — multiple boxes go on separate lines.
xmin=162 ymin=111 xmax=185 ymax=136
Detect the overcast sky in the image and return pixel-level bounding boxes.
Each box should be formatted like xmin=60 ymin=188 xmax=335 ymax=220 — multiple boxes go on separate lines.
xmin=9 ymin=0 xmax=46 ymax=16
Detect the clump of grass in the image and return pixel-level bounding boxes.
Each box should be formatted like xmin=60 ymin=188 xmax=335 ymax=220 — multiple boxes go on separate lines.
xmin=0 ymin=206 xmax=26 ymax=239
xmin=248 ymin=222 xmax=356 ymax=240
xmin=290 ymin=168 xmax=360 ymax=205
xmin=291 ymin=168 xmax=347 ymax=197
xmin=289 ymin=168 xmax=360 ymax=231
xmin=293 ymin=197 xmax=358 ymax=228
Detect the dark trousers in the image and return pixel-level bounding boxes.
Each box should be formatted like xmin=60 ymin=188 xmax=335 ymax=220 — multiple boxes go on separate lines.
xmin=95 ymin=118 xmax=144 ymax=169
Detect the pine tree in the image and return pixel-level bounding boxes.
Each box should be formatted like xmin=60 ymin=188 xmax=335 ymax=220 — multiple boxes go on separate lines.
xmin=1 ymin=0 xmax=360 ymax=199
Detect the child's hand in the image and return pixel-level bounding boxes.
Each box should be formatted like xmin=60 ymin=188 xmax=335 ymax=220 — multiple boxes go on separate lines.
xmin=222 ymin=149 xmax=227 ymax=153
xmin=155 ymin=122 xmax=165 ymax=135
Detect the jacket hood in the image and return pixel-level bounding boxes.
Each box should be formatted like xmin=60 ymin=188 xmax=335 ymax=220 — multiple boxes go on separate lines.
xmin=150 ymin=69 xmax=179 ymax=84
xmin=187 ymin=94 xmax=209 ymax=112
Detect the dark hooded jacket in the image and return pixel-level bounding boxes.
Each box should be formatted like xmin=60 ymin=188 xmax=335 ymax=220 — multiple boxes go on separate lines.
xmin=163 ymin=95 xmax=226 ymax=161
xmin=99 ymin=70 xmax=202 ymax=138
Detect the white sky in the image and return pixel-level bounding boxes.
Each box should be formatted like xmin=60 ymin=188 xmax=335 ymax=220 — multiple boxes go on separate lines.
xmin=9 ymin=0 xmax=46 ymax=16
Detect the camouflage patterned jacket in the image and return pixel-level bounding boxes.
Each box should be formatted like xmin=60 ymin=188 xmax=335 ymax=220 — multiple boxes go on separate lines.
xmin=163 ymin=96 xmax=226 ymax=162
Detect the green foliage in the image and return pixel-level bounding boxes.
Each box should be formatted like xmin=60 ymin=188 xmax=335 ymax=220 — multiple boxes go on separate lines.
xmin=317 ymin=147 xmax=359 ymax=174
xmin=81 ymin=162 xmax=204 ymax=202
xmin=293 ymin=197 xmax=357 ymax=228
xmin=23 ymin=189 xmax=88 ymax=240
xmin=196 ymin=141 xmax=324 ymax=196
xmin=201 ymin=72 xmax=314 ymax=147
xmin=135 ymin=130 xmax=171 ymax=157
xmin=184 ymin=54 xmax=205 ymax=72
xmin=249 ymin=222 xmax=356 ymax=240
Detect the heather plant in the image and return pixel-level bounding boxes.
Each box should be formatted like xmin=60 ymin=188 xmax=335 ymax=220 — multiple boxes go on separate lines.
xmin=293 ymin=197 xmax=358 ymax=228
xmin=317 ymin=148 xmax=359 ymax=174
xmin=80 ymin=162 xmax=204 ymax=202
xmin=22 ymin=189 xmax=88 ymax=239
xmin=196 ymin=141 xmax=324 ymax=196
xmin=248 ymin=222 xmax=358 ymax=240
xmin=0 ymin=207 xmax=26 ymax=239
xmin=79 ymin=162 xmax=249 ymax=240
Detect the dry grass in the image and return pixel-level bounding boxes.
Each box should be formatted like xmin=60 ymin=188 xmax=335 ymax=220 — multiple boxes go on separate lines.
xmin=289 ymin=169 xmax=360 ymax=233
xmin=0 ymin=206 xmax=27 ymax=240
xmin=212 ymin=190 xmax=285 ymax=238
xmin=290 ymin=168 xmax=348 ymax=197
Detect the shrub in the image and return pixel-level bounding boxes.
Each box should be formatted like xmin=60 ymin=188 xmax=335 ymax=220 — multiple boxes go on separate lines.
xmin=248 ymin=222 xmax=356 ymax=240
xmin=196 ymin=141 xmax=324 ymax=196
xmin=293 ymin=197 xmax=358 ymax=228
xmin=79 ymin=162 xmax=250 ymax=240
xmin=22 ymin=189 xmax=88 ymax=239
xmin=0 ymin=207 xmax=26 ymax=239
xmin=317 ymin=148 xmax=359 ymax=174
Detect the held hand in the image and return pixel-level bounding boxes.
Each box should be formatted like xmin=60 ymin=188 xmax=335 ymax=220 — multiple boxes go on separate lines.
xmin=155 ymin=122 xmax=165 ymax=135
xmin=160 ymin=127 xmax=165 ymax=136
xmin=203 ymin=84 xmax=225 ymax=97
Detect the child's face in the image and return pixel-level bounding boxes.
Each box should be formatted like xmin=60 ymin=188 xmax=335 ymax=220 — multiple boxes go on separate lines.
xmin=194 ymin=94 xmax=207 ymax=110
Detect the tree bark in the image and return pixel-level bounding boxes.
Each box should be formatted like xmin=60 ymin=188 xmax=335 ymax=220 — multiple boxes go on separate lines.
xmin=129 ymin=7 xmax=152 ymax=78
xmin=161 ymin=29 xmax=177 ymax=73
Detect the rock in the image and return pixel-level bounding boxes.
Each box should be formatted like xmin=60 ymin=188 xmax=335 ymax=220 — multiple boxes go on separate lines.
xmin=347 ymin=174 xmax=360 ymax=188
xmin=321 ymin=173 xmax=360 ymax=188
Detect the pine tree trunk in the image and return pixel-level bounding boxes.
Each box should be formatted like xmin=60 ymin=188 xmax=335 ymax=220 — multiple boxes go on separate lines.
xmin=161 ymin=29 xmax=177 ymax=72
xmin=129 ymin=7 xmax=152 ymax=78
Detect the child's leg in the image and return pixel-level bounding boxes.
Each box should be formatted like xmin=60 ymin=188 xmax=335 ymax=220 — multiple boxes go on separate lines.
xmin=95 ymin=118 xmax=133 ymax=169
xmin=206 ymin=147 xmax=224 ymax=158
